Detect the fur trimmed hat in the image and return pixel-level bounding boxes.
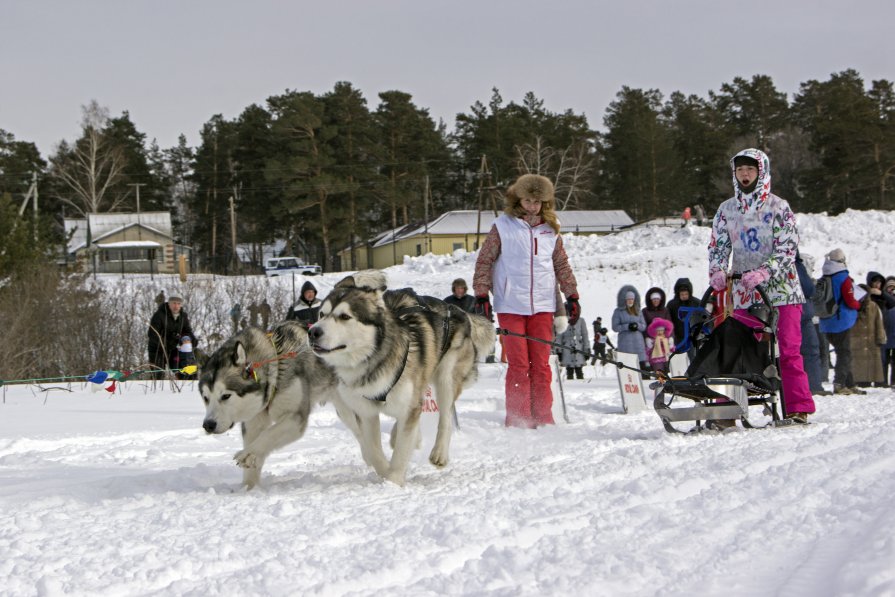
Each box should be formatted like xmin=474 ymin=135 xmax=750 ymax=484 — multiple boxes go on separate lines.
xmin=508 ymin=174 xmax=554 ymax=204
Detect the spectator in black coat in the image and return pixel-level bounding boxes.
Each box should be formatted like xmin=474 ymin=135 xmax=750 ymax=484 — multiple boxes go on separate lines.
xmin=444 ymin=278 xmax=476 ymax=313
xmin=148 ymin=295 xmax=198 ymax=377
xmin=665 ymin=278 xmax=701 ymax=353
xmin=286 ymin=281 xmax=322 ymax=329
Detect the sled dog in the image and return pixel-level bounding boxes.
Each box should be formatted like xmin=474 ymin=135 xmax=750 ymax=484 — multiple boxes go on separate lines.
xmin=309 ymin=270 xmax=495 ymax=486
xmin=199 ymin=321 xmax=346 ymax=489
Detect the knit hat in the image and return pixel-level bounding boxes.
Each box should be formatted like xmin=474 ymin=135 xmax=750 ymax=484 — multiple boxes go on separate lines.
xmin=733 ymin=155 xmax=759 ymax=169
xmin=826 ymin=248 xmax=846 ymax=264
xmin=625 ymin=291 xmax=636 ymax=300
xmin=649 ymin=292 xmax=661 ymax=301
xmin=168 ymin=295 xmax=183 ymax=303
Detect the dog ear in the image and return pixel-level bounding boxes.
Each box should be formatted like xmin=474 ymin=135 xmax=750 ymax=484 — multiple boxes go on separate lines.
xmin=334 ymin=275 xmax=357 ymax=290
xmin=349 ymin=270 xmax=387 ymax=292
xmin=232 ymin=342 xmax=248 ymax=367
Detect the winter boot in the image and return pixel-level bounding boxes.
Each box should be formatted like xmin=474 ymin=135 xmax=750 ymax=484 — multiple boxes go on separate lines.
xmin=850 ymin=386 xmax=868 ymax=395
xmin=785 ymin=412 xmax=810 ymax=425
xmin=834 ymin=384 xmax=856 ymax=395
xmin=575 ymin=367 xmax=584 ymax=380
xmin=566 ymin=368 xmax=574 ymax=380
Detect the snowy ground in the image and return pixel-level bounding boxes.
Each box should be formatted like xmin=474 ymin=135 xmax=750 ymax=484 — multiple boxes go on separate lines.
xmin=2 ymin=209 xmax=895 ymax=596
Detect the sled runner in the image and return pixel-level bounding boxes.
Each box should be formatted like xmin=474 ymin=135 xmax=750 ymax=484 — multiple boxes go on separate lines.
xmin=652 ymin=283 xmax=800 ymax=434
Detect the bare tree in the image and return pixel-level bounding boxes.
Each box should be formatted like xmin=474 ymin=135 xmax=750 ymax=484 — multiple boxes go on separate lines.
xmin=515 ymin=136 xmax=596 ymax=210
xmin=50 ymin=100 xmax=127 ymax=216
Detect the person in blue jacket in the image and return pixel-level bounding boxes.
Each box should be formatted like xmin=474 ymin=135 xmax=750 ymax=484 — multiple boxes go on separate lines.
xmin=817 ymin=248 xmax=865 ymax=395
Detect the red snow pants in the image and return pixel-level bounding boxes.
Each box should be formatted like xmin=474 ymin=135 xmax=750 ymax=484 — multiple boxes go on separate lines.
xmin=498 ymin=312 xmax=555 ymax=428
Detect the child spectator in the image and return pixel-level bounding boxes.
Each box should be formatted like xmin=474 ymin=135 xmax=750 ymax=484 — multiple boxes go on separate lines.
xmin=590 ymin=317 xmax=615 ymax=365
xmin=556 ymin=303 xmax=590 ymax=379
xmin=645 ymin=318 xmax=674 ymax=374
xmin=177 ymin=336 xmax=197 ymax=379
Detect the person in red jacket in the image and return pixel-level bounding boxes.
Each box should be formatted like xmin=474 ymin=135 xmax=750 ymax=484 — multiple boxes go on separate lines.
xmin=473 ymin=174 xmax=580 ymax=428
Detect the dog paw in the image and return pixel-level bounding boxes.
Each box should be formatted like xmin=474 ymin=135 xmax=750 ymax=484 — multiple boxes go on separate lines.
xmin=429 ymin=448 xmax=449 ymax=468
xmin=383 ymin=471 xmax=406 ymax=487
xmin=234 ymin=449 xmax=258 ymax=469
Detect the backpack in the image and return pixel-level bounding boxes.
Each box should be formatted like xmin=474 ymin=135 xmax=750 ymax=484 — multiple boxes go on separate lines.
xmin=811 ymin=275 xmax=838 ymax=319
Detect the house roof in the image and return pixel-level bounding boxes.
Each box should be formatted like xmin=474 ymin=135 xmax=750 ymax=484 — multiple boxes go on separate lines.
xmin=95 ymin=241 xmax=162 ymax=249
xmin=65 ymin=212 xmax=174 ymax=253
xmin=377 ymin=209 xmax=634 ymax=246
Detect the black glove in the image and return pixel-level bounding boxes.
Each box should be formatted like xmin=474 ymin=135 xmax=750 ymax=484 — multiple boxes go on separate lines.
xmin=628 ymin=322 xmax=639 ymax=331
xmin=566 ymin=295 xmax=581 ymax=325
xmin=475 ymin=295 xmax=493 ymax=321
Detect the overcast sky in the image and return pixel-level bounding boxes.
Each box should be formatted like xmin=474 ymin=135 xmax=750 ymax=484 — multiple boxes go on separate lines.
xmin=2 ymin=0 xmax=893 ymax=158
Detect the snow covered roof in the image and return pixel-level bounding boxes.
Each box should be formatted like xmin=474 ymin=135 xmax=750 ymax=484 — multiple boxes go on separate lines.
xmin=376 ymin=209 xmax=634 ymax=246
xmin=95 ymin=241 xmax=162 ymax=249
xmin=64 ymin=212 xmax=174 ymax=252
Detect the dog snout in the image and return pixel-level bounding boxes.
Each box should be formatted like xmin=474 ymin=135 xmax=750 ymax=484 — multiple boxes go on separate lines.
xmin=309 ymin=326 xmax=323 ymax=341
xmin=203 ymin=419 xmax=217 ymax=433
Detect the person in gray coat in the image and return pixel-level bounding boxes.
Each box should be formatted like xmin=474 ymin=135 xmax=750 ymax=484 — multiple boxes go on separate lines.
xmin=612 ymin=285 xmax=648 ymax=371
xmin=556 ymin=307 xmax=591 ymax=379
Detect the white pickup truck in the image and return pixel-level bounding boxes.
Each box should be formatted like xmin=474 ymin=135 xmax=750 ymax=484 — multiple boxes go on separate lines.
xmin=264 ymin=257 xmax=322 ymax=277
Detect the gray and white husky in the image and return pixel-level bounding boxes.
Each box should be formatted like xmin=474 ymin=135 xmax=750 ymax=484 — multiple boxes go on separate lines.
xmin=309 ymin=270 xmax=495 ymax=486
xmin=199 ymin=321 xmax=346 ymax=489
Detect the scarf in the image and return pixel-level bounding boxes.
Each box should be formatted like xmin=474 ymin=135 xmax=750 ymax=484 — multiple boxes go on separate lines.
xmin=651 ymin=333 xmax=670 ymax=360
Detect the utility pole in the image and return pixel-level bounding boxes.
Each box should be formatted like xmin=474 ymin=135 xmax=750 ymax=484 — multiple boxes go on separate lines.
xmin=474 ymin=155 xmax=490 ymax=250
xmin=15 ymin=172 xmax=40 ymax=241
xmin=423 ymin=174 xmax=430 ymax=254
xmin=229 ymin=195 xmax=238 ymax=272
xmin=129 ymin=183 xmax=146 ymax=240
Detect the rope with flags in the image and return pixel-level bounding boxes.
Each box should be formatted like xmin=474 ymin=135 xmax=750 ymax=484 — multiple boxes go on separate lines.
xmin=0 ymin=365 xmax=200 ymax=392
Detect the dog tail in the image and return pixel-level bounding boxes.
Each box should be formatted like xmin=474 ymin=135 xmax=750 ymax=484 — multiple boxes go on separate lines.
xmin=468 ymin=314 xmax=497 ymax=361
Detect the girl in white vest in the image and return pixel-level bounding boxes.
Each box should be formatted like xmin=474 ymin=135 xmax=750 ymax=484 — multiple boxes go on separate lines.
xmin=473 ymin=174 xmax=580 ymax=428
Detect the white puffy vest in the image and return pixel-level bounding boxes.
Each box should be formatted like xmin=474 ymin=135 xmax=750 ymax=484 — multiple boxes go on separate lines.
xmin=492 ymin=214 xmax=557 ymax=315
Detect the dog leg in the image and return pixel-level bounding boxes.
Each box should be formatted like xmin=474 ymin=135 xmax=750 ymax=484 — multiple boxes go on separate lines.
xmin=385 ymin=407 xmax=422 ymax=486
xmin=235 ymin=411 xmax=271 ymax=489
xmin=429 ymin=381 xmax=460 ymax=468
xmin=357 ymin=415 xmax=390 ymax=478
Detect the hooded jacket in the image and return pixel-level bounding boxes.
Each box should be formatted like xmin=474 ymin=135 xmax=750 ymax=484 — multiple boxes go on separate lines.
xmin=287 ymin=281 xmax=322 ymax=328
xmin=866 ymin=271 xmax=895 ymax=311
xmin=611 ymin=285 xmax=647 ymax=361
xmin=665 ymin=278 xmax=701 ymax=344
xmin=708 ymin=148 xmax=804 ymax=309
xmin=641 ymin=286 xmax=671 ymax=331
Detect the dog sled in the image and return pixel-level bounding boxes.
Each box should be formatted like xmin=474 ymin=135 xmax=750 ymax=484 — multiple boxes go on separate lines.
xmin=652 ymin=283 xmax=800 ymax=434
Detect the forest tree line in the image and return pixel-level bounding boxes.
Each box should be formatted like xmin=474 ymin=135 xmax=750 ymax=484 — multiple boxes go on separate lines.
xmin=1 ymin=69 xmax=894 ymax=275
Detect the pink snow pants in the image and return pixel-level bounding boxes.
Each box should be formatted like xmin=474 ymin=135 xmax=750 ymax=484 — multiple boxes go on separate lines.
xmin=736 ymin=304 xmax=815 ymax=415
xmin=776 ymin=303 xmax=816 ymax=414
xmin=497 ymin=312 xmax=555 ymax=428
